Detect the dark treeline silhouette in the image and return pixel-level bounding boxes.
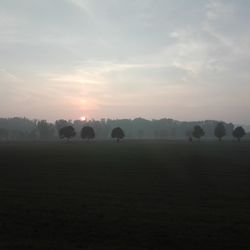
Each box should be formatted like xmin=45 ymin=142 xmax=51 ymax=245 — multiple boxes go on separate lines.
xmin=0 ymin=117 xmax=247 ymax=141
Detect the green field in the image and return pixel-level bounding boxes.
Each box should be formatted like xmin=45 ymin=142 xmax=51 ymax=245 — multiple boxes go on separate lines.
xmin=1 ymin=140 xmax=250 ymax=249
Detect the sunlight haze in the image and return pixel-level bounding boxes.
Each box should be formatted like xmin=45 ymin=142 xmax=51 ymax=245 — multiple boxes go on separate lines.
xmin=0 ymin=0 xmax=249 ymax=124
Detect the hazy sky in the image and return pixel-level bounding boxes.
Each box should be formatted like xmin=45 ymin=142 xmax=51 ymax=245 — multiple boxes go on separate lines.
xmin=0 ymin=0 xmax=250 ymax=123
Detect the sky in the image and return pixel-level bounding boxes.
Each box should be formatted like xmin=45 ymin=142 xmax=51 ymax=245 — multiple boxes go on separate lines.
xmin=0 ymin=0 xmax=250 ymax=123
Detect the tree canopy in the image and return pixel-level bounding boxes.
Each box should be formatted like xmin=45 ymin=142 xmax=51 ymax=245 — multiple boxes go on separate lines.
xmin=111 ymin=127 xmax=125 ymax=142
xmin=59 ymin=126 xmax=76 ymax=141
xmin=214 ymin=123 xmax=226 ymax=141
xmin=192 ymin=125 xmax=205 ymax=140
xmin=81 ymin=126 xmax=95 ymax=141
xmin=232 ymin=126 xmax=246 ymax=141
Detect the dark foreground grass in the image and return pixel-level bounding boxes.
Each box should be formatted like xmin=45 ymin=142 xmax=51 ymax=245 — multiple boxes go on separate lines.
xmin=0 ymin=140 xmax=250 ymax=249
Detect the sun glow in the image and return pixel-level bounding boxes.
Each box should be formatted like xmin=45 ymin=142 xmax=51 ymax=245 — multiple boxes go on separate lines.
xmin=80 ymin=116 xmax=86 ymax=121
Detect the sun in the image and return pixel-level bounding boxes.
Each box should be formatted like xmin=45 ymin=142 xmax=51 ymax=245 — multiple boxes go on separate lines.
xmin=80 ymin=116 xmax=86 ymax=121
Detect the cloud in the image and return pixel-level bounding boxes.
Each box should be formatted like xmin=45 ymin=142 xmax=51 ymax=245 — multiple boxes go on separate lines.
xmin=68 ymin=0 xmax=94 ymax=16
xmin=0 ymin=68 xmax=19 ymax=82
xmin=0 ymin=0 xmax=250 ymax=123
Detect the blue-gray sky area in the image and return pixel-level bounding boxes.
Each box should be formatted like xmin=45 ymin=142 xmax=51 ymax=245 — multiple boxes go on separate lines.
xmin=0 ymin=0 xmax=250 ymax=123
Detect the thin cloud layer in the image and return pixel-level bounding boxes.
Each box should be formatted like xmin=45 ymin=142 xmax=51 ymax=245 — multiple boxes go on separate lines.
xmin=0 ymin=0 xmax=249 ymax=123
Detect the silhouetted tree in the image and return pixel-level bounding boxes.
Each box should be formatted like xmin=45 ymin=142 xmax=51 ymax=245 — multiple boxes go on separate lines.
xmin=59 ymin=126 xmax=76 ymax=141
xmin=81 ymin=126 xmax=95 ymax=142
xmin=0 ymin=128 xmax=8 ymax=141
xmin=111 ymin=127 xmax=125 ymax=142
xmin=37 ymin=120 xmax=55 ymax=140
xmin=232 ymin=126 xmax=246 ymax=142
xmin=214 ymin=122 xmax=226 ymax=142
xmin=192 ymin=125 xmax=205 ymax=140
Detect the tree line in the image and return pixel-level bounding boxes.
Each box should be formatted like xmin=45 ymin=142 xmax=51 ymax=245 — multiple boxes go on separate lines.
xmin=0 ymin=117 xmax=248 ymax=141
xmin=59 ymin=125 xmax=124 ymax=142
xmin=191 ymin=123 xmax=246 ymax=142
xmin=57 ymin=122 xmax=246 ymax=142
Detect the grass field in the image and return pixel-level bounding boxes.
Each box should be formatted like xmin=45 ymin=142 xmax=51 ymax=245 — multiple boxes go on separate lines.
xmin=1 ymin=140 xmax=250 ymax=249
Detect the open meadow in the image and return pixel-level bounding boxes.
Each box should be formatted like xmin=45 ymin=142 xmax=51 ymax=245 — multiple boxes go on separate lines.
xmin=1 ymin=140 xmax=250 ymax=249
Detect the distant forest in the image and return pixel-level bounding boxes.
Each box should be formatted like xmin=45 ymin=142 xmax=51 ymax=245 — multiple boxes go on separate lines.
xmin=1 ymin=117 xmax=248 ymax=141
